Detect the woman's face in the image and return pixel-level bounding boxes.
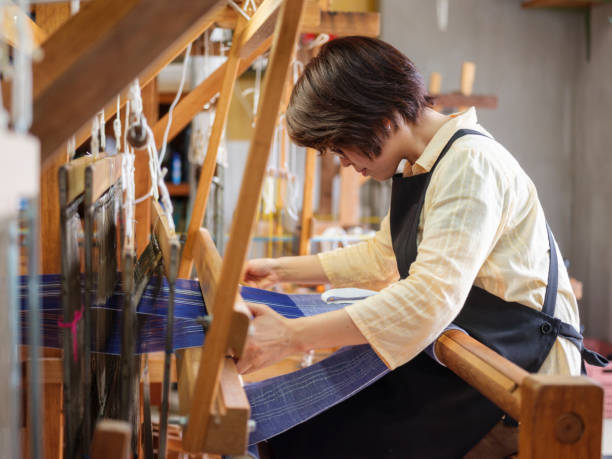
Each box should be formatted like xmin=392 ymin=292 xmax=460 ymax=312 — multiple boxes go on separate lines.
xmin=330 ymin=137 xmax=402 ymax=182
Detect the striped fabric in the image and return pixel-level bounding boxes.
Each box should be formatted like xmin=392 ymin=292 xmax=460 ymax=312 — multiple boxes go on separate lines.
xmin=21 ymin=275 xmax=458 ymax=445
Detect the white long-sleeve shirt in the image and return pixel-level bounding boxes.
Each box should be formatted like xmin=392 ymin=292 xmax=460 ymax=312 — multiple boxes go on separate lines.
xmin=318 ymin=108 xmax=581 ymax=375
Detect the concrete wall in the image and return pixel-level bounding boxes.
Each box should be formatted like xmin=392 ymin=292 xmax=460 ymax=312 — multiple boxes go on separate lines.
xmin=571 ymin=4 xmax=612 ymax=341
xmin=381 ymin=0 xmax=582 ymax=252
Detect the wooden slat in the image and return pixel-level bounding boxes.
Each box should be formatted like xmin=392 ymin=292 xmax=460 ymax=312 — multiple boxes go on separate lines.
xmin=59 ymin=155 xmax=97 ymax=204
xmin=31 ymin=0 xmax=226 ymax=168
xmin=237 ymin=0 xmax=282 ymax=58
xmin=86 ymin=154 xmax=123 ymax=203
xmin=177 ymin=14 xmax=247 ymax=279
xmin=91 ymin=420 xmax=131 ymax=459
xmin=182 ymin=0 xmax=306 ymax=452
xmin=302 ymin=11 xmax=380 ymax=37
xmin=298 ymin=148 xmax=317 ymax=255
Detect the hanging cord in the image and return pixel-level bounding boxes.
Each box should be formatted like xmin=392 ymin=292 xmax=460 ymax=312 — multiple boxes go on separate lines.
xmin=67 ymin=136 xmax=76 ymax=160
xmin=159 ymin=42 xmax=192 ymax=165
xmin=12 ymin=0 xmax=33 ymax=133
xmin=114 ymin=96 xmax=122 ymax=153
xmin=98 ymin=109 xmax=106 ymax=152
xmin=70 ymin=0 xmax=80 ymax=14
xmin=91 ymin=114 xmax=100 ymax=157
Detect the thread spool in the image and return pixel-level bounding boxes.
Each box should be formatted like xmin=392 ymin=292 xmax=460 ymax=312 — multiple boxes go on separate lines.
xmin=127 ymin=113 xmax=149 ymax=149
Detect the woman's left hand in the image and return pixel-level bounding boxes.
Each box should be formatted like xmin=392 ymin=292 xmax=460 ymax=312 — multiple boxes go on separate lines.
xmin=236 ymin=302 xmax=304 ymax=374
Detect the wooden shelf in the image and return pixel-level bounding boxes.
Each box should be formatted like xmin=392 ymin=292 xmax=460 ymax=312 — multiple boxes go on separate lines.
xmin=432 ymin=93 xmax=498 ymax=110
xmin=165 ymin=182 xmax=190 ymax=197
xmin=522 ymin=0 xmax=604 ymax=8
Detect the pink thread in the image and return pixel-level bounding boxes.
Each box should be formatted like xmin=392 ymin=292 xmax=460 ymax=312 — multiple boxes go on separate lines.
xmin=58 ymin=307 xmax=84 ymax=362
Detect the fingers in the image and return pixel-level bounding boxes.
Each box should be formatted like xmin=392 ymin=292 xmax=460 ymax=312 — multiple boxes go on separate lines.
xmin=246 ymin=301 xmax=272 ymax=317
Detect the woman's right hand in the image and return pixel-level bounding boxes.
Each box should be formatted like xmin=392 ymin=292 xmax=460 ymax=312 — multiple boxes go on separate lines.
xmin=242 ymin=258 xmax=282 ymax=289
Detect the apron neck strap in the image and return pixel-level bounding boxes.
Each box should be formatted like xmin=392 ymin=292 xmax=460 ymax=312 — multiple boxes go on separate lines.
xmin=542 ymin=223 xmax=558 ymax=317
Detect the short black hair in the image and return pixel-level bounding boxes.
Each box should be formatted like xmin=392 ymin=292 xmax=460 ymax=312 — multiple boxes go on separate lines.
xmin=286 ymin=36 xmax=433 ymax=158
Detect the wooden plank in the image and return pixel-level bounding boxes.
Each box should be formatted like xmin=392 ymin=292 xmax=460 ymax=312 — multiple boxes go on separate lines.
xmin=519 ymin=375 xmax=603 ymax=458
xmin=182 ymin=0 xmax=306 ymax=452
xmin=91 ymin=420 xmax=132 ymax=459
xmin=31 ymin=0 xmax=226 ymax=168
xmin=86 ymin=154 xmax=123 ymax=203
xmin=177 ymin=15 xmax=248 ymax=279
xmin=152 ymin=34 xmax=274 ymax=150
xmin=237 ymin=0 xmax=282 ymax=58
xmin=302 ymin=11 xmax=380 ymax=37
xmin=151 ymin=200 xmax=180 ymax=279
xmin=435 ymin=329 xmax=526 ymax=421
xmin=298 ymin=148 xmax=317 ymax=255
xmin=0 ymin=3 xmax=48 ymax=49
xmin=59 ymin=155 xmax=97 ymax=204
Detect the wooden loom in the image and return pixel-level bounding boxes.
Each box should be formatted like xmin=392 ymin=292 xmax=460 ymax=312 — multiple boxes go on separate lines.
xmin=8 ymin=1 xmax=604 ymax=459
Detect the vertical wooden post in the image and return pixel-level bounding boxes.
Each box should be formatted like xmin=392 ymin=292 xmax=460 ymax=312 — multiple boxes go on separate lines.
xmin=182 ymin=0 xmax=306 ymax=451
xmin=458 ymin=61 xmax=475 ymax=112
xmin=429 ymin=71 xmax=442 ymax=112
xmin=178 ymin=17 xmax=247 ymax=278
xmin=298 ymin=148 xmax=317 ymax=255
xmin=36 ymin=3 xmax=71 ymax=275
xmin=134 ymin=79 xmax=158 ymax=256
xmin=34 ymin=7 xmax=71 ymax=459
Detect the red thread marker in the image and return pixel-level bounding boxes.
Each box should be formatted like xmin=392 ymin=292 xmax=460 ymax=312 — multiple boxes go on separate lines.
xmin=58 ymin=307 xmax=84 ymax=362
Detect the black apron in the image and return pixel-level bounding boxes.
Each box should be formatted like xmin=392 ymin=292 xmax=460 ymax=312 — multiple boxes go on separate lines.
xmin=267 ymin=129 xmax=607 ymax=459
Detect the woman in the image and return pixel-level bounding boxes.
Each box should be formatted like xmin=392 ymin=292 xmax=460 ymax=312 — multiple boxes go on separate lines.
xmin=238 ymin=36 xmax=604 ymax=458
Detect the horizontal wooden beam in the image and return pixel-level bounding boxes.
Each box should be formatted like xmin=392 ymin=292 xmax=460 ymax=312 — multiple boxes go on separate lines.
xmin=302 ymin=11 xmax=380 ymax=37
xmin=31 ymin=0 xmax=225 ymax=169
xmin=432 ymin=93 xmax=498 ymax=109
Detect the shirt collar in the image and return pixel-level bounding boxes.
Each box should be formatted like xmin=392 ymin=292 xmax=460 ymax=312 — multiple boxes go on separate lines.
xmin=404 ymin=107 xmax=480 ymax=177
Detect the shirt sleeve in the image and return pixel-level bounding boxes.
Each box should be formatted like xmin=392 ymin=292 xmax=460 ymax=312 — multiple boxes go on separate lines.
xmin=345 ymin=146 xmax=510 ymax=369
xmin=317 ymin=213 xmax=400 ymax=291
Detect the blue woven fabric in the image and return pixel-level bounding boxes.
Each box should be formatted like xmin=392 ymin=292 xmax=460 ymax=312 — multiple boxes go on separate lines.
xmin=18 ymin=275 xmax=402 ymax=446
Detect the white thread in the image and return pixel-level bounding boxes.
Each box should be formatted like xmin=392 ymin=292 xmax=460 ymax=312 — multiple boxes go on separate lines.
xmin=159 ymin=43 xmax=192 ymax=165
xmin=308 ymin=33 xmax=330 ymax=50
xmin=113 ymin=96 xmax=121 ymax=153
xmin=70 ymin=0 xmax=80 ymax=14
xmin=227 ymin=0 xmax=251 ymax=20
xmin=91 ymin=115 xmax=100 ymax=158
xmin=98 ymin=109 xmax=105 ymax=152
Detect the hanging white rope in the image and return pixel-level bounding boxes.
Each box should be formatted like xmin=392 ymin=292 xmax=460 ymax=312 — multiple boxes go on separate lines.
xmin=67 ymin=136 xmax=76 ymax=160
xmin=159 ymin=42 xmax=192 ymax=165
xmin=98 ymin=109 xmax=106 ymax=152
xmin=12 ymin=0 xmax=33 ymax=133
xmin=436 ymin=0 xmax=449 ymax=32
xmin=113 ymin=96 xmax=122 ymax=153
xmin=90 ymin=114 xmax=100 ymax=157
xmin=70 ymin=0 xmax=80 ymax=15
